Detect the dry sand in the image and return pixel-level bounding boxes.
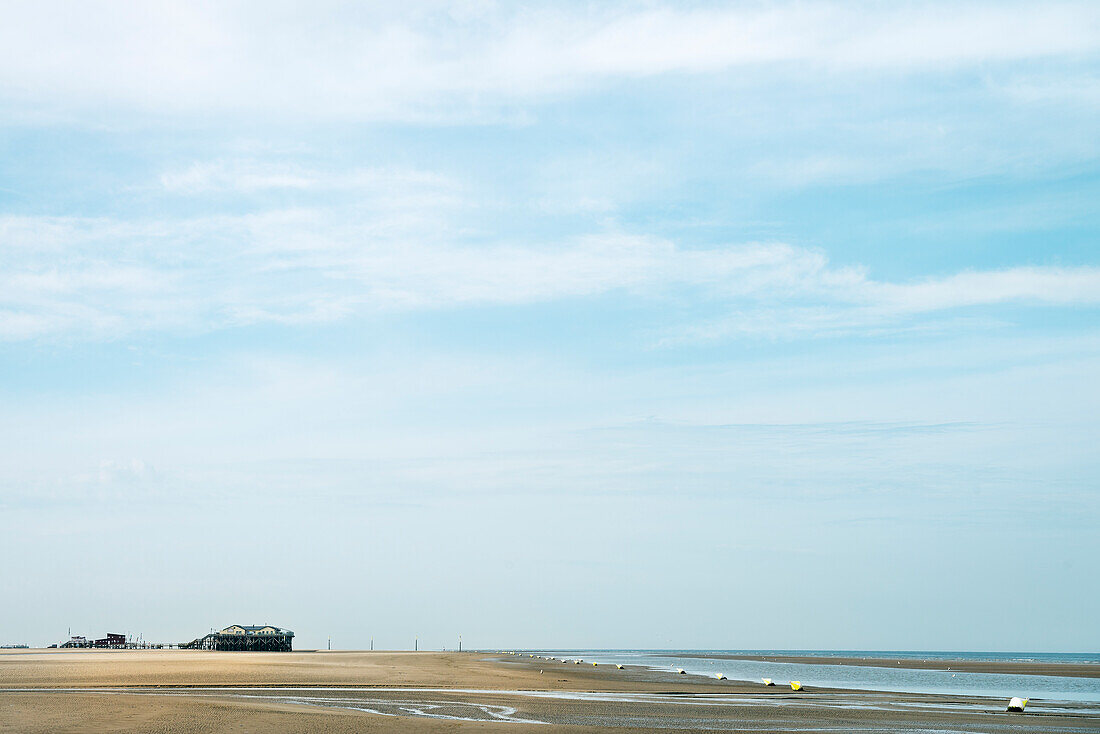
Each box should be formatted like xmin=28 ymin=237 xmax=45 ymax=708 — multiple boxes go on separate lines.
xmin=0 ymin=648 xmax=731 ymax=691
xmin=2 ymin=649 xmax=1098 ymax=733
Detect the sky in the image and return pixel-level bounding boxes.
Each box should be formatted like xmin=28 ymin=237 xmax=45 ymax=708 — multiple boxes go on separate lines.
xmin=1 ymin=0 xmax=1099 ymax=652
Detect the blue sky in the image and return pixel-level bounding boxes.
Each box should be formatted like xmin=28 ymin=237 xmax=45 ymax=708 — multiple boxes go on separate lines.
xmin=1 ymin=0 xmax=1099 ymax=651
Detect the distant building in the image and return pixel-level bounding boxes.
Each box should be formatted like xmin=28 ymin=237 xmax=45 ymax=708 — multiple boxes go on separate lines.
xmin=58 ymin=633 xmax=128 ymax=649
xmin=93 ymin=634 xmax=126 ymax=649
xmin=181 ymin=624 xmax=293 ymax=652
xmin=221 ymin=625 xmax=282 ymax=637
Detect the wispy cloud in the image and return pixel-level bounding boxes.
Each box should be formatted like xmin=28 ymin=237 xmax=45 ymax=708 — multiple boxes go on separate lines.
xmin=999 ymin=73 xmax=1100 ymax=107
xmin=159 ymin=160 xmax=454 ymax=195
xmin=2 ymin=2 xmax=1098 ymax=121
xmin=869 ymin=267 xmax=1100 ymax=312
xmin=2 ymin=202 xmax=1098 ymax=341
xmin=664 ymin=265 xmax=1100 ymax=344
xmin=596 ymin=419 xmax=987 ymax=437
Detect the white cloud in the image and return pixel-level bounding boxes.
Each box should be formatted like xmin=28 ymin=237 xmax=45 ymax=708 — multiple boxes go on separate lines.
xmin=1 ymin=1 xmax=1097 ymax=120
xmin=869 ymin=267 xmax=1100 ymax=312
xmin=159 ymin=160 xmax=454 ymax=195
xmin=666 ymin=266 xmax=1100 ymax=344
xmin=749 ymin=155 xmax=886 ymax=188
xmin=1000 ymin=74 xmax=1100 ymax=107
xmin=2 ymin=199 xmax=1098 ymax=341
xmin=160 ymin=162 xmax=315 ymax=193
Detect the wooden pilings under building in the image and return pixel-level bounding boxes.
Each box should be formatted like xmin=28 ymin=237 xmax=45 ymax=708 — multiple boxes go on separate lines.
xmin=180 ymin=624 xmax=294 ymax=652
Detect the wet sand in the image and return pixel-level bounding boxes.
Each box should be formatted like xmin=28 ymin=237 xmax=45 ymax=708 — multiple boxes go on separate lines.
xmin=686 ymin=652 xmax=1100 ymax=679
xmin=2 ymin=649 xmax=1098 ymax=733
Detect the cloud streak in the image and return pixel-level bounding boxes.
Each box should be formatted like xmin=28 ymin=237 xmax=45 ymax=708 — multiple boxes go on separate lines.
xmin=159 ymin=161 xmax=454 ymax=195
xmin=2 ymin=203 xmax=1098 ymax=341
xmin=2 ymin=1 xmax=1098 ymax=121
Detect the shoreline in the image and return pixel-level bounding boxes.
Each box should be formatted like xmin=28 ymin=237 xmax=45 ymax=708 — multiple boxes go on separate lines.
xmin=672 ymin=652 xmax=1100 ymax=679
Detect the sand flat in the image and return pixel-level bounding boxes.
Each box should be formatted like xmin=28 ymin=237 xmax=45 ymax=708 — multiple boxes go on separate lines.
xmin=2 ymin=649 xmax=1099 ymax=733
xmin=0 ymin=649 xmax=735 ymax=691
xmin=0 ymin=691 xmax=566 ymax=734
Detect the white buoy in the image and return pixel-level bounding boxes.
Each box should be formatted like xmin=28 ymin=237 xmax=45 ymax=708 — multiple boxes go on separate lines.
xmin=762 ymin=678 xmax=775 ymax=686
xmin=1006 ymin=697 xmax=1028 ymax=713
xmin=715 ymin=672 xmax=726 ymax=680
xmin=616 ymin=664 xmax=624 ymax=669
xmin=677 ymin=668 xmax=686 ymax=675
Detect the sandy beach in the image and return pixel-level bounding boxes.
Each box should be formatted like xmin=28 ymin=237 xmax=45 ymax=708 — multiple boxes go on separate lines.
xmin=0 ymin=648 xmax=730 ymax=692
xmin=2 ymin=649 xmax=1099 ymax=733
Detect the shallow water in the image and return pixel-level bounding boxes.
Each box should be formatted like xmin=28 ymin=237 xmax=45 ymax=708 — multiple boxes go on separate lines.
xmin=527 ymin=650 xmax=1100 ymax=703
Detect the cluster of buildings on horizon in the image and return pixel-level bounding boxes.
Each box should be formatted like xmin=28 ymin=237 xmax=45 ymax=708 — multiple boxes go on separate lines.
xmin=55 ymin=633 xmax=157 ymax=649
xmin=47 ymin=624 xmax=294 ymax=652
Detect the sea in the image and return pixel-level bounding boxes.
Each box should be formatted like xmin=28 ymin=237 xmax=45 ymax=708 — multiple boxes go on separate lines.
xmin=525 ymin=650 xmax=1100 ymax=703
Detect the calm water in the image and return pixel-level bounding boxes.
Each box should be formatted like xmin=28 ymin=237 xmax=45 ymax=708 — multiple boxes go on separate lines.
xmin=526 ymin=649 xmax=1100 ymax=703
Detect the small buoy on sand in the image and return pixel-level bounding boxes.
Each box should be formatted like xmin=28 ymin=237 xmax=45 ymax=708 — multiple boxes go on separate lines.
xmin=1006 ymin=697 xmax=1028 ymax=713
xmin=715 ymin=673 xmax=726 ymax=680
xmin=790 ymin=681 xmax=803 ymax=691
xmin=677 ymin=668 xmax=687 ymax=675
xmin=575 ymin=659 xmax=582 ymax=664
xmin=592 ymin=662 xmax=598 ymax=666
xmin=762 ymin=678 xmax=775 ymax=686
xmin=616 ymin=664 xmax=624 ymax=669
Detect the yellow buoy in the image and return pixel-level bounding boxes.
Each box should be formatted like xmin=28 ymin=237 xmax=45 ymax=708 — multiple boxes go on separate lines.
xmin=790 ymin=681 xmax=802 ymax=691
xmin=616 ymin=664 xmax=624 ymax=669
xmin=762 ymin=678 xmax=775 ymax=686
xmin=715 ymin=673 xmax=726 ymax=680
xmin=592 ymin=662 xmax=598 ymax=666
